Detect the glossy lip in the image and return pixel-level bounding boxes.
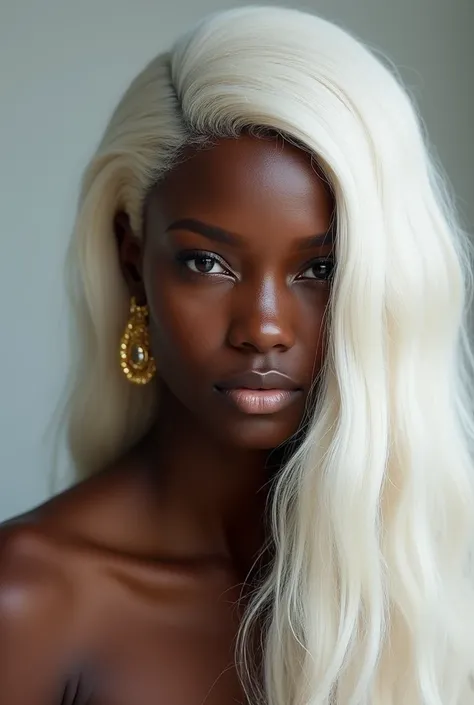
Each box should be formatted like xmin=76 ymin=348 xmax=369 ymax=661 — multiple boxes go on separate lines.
xmin=215 ymin=370 xmax=302 ymax=415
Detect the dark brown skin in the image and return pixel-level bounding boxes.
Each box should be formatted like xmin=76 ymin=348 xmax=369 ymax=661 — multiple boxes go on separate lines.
xmin=0 ymin=135 xmax=334 ymax=705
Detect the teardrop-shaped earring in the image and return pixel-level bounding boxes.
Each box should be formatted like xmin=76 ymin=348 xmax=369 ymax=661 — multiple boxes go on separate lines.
xmin=119 ymin=297 xmax=156 ymax=385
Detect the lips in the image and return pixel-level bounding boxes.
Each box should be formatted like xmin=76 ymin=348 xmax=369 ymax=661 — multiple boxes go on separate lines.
xmin=215 ymin=370 xmax=302 ymax=415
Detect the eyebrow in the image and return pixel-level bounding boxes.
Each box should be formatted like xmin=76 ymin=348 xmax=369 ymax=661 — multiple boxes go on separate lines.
xmin=166 ymin=219 xmax=241 ymax=245
xmin=165 ymin=218 xmax=335 ymax=250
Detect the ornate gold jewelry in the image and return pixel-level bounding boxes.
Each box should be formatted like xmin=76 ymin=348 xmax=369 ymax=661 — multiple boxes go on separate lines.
xmin=119 ymin=297 xmax=156 ymax=385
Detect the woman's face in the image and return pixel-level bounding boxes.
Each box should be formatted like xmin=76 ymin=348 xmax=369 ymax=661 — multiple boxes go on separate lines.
xmin=126 ymin=135 xmax=334 ymax=450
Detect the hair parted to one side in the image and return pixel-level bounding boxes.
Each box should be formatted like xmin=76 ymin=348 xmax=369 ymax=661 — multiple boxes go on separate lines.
xmin=64 ymin=5 xmax=474 ymax=704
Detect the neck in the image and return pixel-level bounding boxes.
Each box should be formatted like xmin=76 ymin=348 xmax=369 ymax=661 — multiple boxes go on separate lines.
xmin=138 ymin=384 xmax=282 ymax=576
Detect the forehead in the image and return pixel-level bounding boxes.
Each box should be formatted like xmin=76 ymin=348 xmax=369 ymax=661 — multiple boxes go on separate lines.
xmin=145 ymin=135 xmax=333 ymax=238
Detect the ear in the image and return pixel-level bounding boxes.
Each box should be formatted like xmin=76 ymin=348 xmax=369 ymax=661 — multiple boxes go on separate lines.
xmin=114 ymin=211 xmax=145 ymax=303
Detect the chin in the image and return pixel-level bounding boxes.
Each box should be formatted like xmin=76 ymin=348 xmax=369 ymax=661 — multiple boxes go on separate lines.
xmin=212 ymin=416 xmax=301 ymax=452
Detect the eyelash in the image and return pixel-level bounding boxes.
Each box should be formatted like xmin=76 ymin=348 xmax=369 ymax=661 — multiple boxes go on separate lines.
xmin=177 ymin=250 xmax=232 ymax=277
xmin=176 ymin=250 xmax=335 ymax=282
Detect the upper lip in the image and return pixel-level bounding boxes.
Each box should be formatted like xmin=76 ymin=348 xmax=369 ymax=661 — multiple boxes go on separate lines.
xmin=215 ymin=370 xmax=301 ymax=391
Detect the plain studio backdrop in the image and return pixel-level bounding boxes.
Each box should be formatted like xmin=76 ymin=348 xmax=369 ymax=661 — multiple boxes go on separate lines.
xmin=0 ymin=0 xmax=472 ymax=522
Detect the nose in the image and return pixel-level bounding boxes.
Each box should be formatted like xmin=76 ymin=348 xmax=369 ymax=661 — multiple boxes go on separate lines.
xmin=227 ymin=274 xmax=296 ymax=354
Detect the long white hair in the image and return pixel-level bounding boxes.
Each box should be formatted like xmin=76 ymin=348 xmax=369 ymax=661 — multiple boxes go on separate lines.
xmin=65 ymin=6 xmax=474 ymax=704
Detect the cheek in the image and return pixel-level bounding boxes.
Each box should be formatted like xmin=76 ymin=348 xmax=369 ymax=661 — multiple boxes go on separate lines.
xmin=297 ymin=288 xmax=331 ymax=358
xmin=145 ymin=270 xmax=228 ymax=367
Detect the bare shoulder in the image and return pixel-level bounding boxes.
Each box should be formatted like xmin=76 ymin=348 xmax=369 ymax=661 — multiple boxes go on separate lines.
xmin=0 ymin=518 xmax=75 ymax=610
xmin=0 ymin=464 xmax=166 ymax=704
xmin=0 ymin=520 xmax=79 ymax=704
xmin=0 ymin=518 xmax=79 ymax=644
xmin=0 ymin=463 xmax=152 ymax=597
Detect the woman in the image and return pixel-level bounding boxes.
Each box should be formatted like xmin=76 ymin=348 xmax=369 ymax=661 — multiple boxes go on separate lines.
xmin=1 ymin=5 xmax=473 ymax=705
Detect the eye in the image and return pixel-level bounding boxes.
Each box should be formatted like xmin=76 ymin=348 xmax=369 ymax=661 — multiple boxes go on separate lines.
xmin=186 ymin=254 xmax=225 ymax=274
xmin=177 ymin=250 xmax=233 ymax=276
xmin=298 ymin=258 xmax=335 ymax=281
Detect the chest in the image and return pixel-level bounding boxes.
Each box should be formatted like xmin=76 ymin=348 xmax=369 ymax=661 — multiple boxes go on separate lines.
xmin=67 ymin=577 xmax=247 ymax=705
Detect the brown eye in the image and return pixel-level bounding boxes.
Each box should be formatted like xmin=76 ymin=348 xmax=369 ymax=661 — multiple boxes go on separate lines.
xmin=189 ymin=255 xmax=221 ymax=273
xmin=178 ymin=251 xmax=231 ymax=276
xmin=299 ymin=258 xmax=335 ymax=281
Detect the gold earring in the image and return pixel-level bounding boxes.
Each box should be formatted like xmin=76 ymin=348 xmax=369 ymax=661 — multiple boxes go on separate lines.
xmin=119 ymin=297 xmax=156 ymax=385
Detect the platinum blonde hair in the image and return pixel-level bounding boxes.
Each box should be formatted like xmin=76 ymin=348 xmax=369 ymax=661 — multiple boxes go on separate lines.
xmin=65 ymin=6 xmax=474 ymax=704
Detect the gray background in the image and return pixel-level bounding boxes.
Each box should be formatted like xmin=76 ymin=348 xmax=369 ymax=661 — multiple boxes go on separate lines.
xmin=0 ymin=0 xmax=472 ymax=521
